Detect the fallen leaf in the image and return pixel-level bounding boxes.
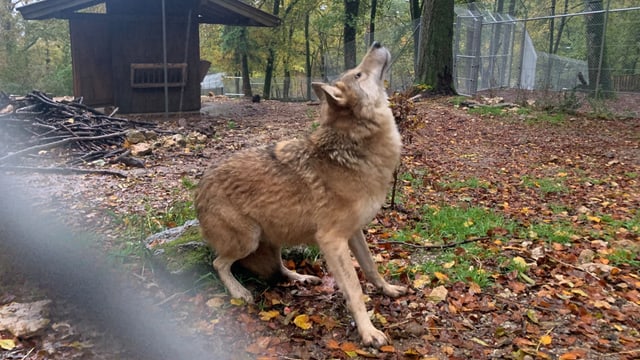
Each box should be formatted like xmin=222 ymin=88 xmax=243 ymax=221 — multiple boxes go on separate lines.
xmin=513 ymin=337 xmax=537 ymax=347
xmin=570 ymin=289 xmax=589 ymax=298
xmin=340 ymin=342 xmax=358 ymax=352
xmin=512 ymin=256 xmax=528 ymax=269
xmin=587 ymin=215 xmax=601 ymax=223
xmin=293 ymin=314 xmax=312 ymax=330
xmin=526 ymin=309 xmax=539 ymax=324
xmin=355 ymin=348 xmax=377 ymax=358
xmin=245 ymin=336 xmax=271 ymax=354
xmin=471 ymin=337 xmax=490 ymax=346
xmin=229 ymin=298 xmax=246 ymax=306
xmin=0 ymin=339 xmax=16 ymax=350
xmin=259 ymin=310 xmax=280 ymax=321
xmin=374 ymin=312 xmax=388 ymax=325
xmin=434 ymin=271 xmax=449 ymax=282
xmin=404 ymin=347 xmax=421 ymax=356
xmin=380 ymin=345 xmax=395 ymax=353
xmin=468 ymin=281 xmax=482 ymax=294
xmin=443 ymin=260 xmax=456 ymax=269
xmin=427 ymin=285 xmax=448 ymax=302
xmin=205 ymin=297 xmax=225 ymax=308
xmin=540 ymin=334 xmax=552 ymax=345
xmin=412 ymin=274 xmax=430 ymax=289
xmin=326 ymin=339 xmax=341 ymax=350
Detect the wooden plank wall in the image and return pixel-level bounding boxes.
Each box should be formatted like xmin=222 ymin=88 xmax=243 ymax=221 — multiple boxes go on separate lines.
xmin=69 ymin=16 xmax=114 ymax=106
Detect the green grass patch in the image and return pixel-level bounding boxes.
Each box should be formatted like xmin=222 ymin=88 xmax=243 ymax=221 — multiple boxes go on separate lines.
xmin=393 ymin=205 xmax=518 ymax=288
xmin=108 ymin=199 xmax=196 ymax=264
xmin=548 ymin=203 xmax=570 ymax=215
xmin=521 ymin=175 xmax=568 ymax=194
xmin=525 ymin=221 xmax=577 ymax=244
xmin=607 ymin=249 xmax=640 ymax=268
xmin=414 ymin=205 xmax=516 ymax=243
xmin=440 ymin=177 xmax=491 ymax=190
xmin=414 ymin=244 xmax=497 ymax=288
xmin=450 ymin=96 xmax=468 ymax=107
xmin=468 ymin=105 xmax=505 ymax=117
xmin=516 ymin=107 xmax=532 ymax=116
xmin=590 ymin=211 xmax=640 ymax=241
xmin=529 ymin=112 xmax=566 ymax=125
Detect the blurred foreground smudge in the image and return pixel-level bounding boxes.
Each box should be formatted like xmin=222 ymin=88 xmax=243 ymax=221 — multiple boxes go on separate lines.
xmin=0 ymin=174 xmax=219 ymax=360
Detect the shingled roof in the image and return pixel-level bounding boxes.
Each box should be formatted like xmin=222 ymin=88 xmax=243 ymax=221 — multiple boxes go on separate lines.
xmin=18 ymin=0 xmax=280 ymax=27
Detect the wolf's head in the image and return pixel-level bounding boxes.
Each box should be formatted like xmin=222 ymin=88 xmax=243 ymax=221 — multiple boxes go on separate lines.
xmin=312 ymin=42 xmax=392 ymax=130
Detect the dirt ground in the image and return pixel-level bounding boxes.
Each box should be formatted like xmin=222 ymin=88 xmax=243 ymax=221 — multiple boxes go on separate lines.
xmin=1 ymin=93 xmax=639 ymax=359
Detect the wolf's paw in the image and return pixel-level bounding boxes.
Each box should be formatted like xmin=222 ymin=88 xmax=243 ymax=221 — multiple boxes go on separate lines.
xmin=360 ymin=327 xmax=389 ymax=348
xmin=299 ymin=274 xmax=322 ymax=285
xmin=381 ymin=284 xmax=407 ymax=298
xmin=228 ymin=286 xmax=254 ymax=304
xmin=284 ymin=271 xmax=322 ymax=285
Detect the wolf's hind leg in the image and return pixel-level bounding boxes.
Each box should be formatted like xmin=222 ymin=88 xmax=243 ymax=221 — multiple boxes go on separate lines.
xmin=349 ymin=230 xmax=407 ymax=297
xmin=209 ymin=220 xmax=261 ymax=303
xmin=213 ymin=256 xmax=255 ymax=302
xmin=280 ymin=261 xmax=322 ymax=285
xmin=241 ymin=242 xmax=322 ymax=285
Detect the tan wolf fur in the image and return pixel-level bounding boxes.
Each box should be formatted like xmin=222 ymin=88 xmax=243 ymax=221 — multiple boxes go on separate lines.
xmin=195 ymin=42 xmax=406 ymax=347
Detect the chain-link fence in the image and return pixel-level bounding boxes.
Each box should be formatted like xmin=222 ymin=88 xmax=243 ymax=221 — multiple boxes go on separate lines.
xmin=202 ymin=1 xmax=639 ymax=108
xmin=453 ymin=1 xmax=640 ymax=100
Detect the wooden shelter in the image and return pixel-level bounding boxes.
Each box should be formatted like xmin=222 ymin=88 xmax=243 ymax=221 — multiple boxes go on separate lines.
xmin=18 ymin=0 xmax=279 ymax=114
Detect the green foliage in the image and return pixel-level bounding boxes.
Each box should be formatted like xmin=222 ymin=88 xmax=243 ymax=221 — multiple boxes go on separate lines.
xmin=415 ymin=244 xmax=495 ymax=288
xmin=521 ymin=175 xmax=568 ymax=194
xmin=181 ymin=177 xmax=198 ymax=191
xmin=527 ymin=112 xmax=566 ymax=125
xmin=468 ymin=106 xmax=506 ymax=117
xmin=394 ymin=205 xmax=514 ymax=244
xmin=0 ymin=12 xmax=72 ymax=95
xmin=440 ymin=177 xmax=491 ymax=190
xmin=450 ymin=96 xmax=467 ymax=107
xmin=607 ymin=249 xmax=640 ymax=269
xmin=525 ymin=221 xmax=576 ymax=244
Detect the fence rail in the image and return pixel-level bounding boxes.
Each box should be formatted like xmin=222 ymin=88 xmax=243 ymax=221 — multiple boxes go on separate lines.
xmin=613 ymin=74 xmax=640 ymax=92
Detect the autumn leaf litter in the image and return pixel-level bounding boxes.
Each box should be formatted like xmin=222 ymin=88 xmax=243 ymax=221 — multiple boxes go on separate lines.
xmin=1 ymin=96 xmax=639 ymax=359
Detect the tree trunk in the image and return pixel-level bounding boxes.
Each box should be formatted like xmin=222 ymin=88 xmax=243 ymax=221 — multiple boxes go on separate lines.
xmin=239 ymin=28 xmax=252 ymax=97
xmin=553 ymin=0 xmax=570 ymax=54
xmin=343 ymin=0 xmax=359 ymax=69
xmin=584 ymin=0 xmax=612 ymax=96
xmin=368 ymin=0 xmax=377 ymax=46
xmin=415 ymin=0 xmax=456 ymax=94
xmin=263 ymin=0 xmax=281 ymax=100
xmin=409 ymin=0 xmax=421 ymax=74
xmin=305 ymin=13 xmax=312 ymax=100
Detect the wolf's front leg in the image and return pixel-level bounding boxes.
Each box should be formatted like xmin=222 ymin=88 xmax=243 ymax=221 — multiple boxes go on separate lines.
xmin=317 ymin=233 xmax=389 ymax=347
xmin=349 ymin=230 xmax=407 ymax=297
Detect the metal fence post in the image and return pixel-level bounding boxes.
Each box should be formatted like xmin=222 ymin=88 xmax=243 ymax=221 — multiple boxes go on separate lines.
xmin=595 ymin=0 xmax=612 ymax=98
xmin=470 ymin=13 xmax=482 ymax=95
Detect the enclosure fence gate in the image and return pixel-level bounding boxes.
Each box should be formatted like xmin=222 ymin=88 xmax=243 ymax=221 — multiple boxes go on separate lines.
xmin=453 ymin=6 xmax=518 ymax=97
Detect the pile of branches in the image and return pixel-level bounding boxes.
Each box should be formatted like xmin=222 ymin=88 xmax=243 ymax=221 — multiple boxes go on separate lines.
xmin=0 ymin=91 xmax=159 ymax=175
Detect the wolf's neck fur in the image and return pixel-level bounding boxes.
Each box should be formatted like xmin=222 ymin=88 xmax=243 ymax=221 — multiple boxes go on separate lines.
xmin=310 ymin=107 xmax=401 ymax=172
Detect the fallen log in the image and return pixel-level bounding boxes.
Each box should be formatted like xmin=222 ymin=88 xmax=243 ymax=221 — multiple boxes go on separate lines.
xmin=0 ymin=165 xmax=127 ymax=178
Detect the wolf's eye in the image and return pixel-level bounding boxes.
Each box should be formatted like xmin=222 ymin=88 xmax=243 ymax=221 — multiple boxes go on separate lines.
xmin=355 ymin=72 xmax=362 ymax=79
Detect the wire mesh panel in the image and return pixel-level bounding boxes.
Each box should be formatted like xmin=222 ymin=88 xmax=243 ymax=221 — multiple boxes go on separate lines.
xmin=453 ymin=1 xmax=640 ymax=97
xmin=453 ymin=5 xmax=518 ymax=95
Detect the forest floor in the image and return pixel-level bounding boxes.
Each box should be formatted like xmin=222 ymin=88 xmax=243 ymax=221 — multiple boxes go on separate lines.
xmin=1 ymin=93 xmax=639 ymax=359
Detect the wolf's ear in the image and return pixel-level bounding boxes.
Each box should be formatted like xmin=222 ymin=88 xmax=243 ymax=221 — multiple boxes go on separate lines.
xmin=312 ymin=82 xmax=346 ymax=108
